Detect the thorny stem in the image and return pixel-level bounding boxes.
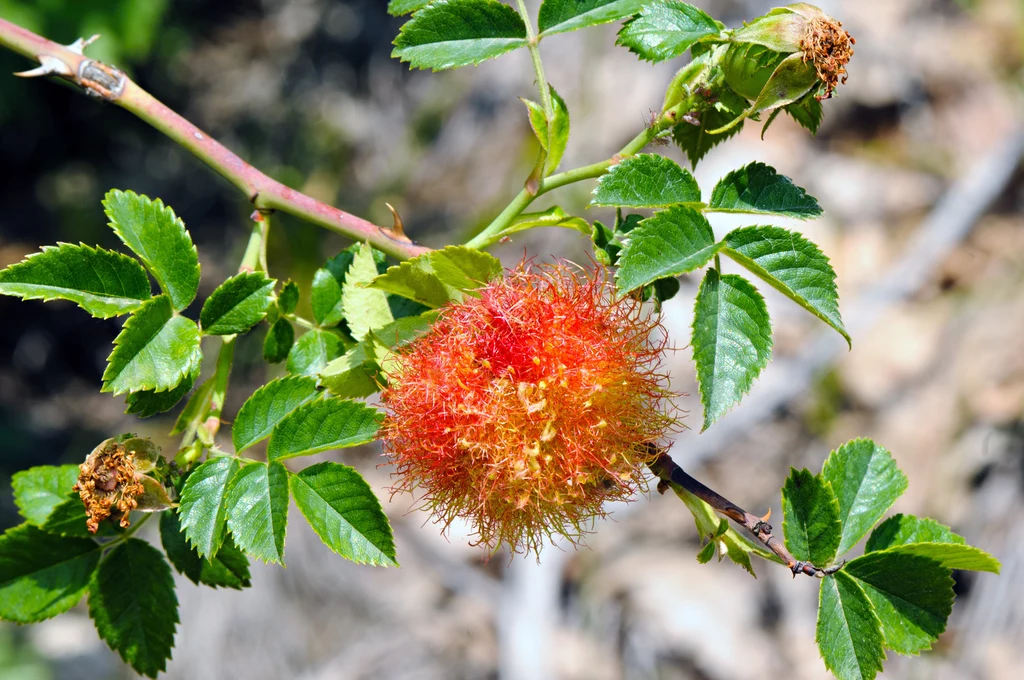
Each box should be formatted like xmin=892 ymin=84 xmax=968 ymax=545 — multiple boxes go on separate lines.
xmin=0 ymin=18 xmax=430 ymax=262
xmin=649 ymin=450 xmax=845 ymax=578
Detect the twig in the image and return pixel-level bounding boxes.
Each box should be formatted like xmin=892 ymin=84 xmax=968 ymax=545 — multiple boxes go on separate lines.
xmin=0 ymin=18 xmax=431 ymax=262
xmin=649 ymin=449 xmax=843 ymax=578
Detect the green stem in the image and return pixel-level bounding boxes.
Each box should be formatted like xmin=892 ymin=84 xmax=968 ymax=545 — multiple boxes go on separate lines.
xmin=464 ymin=125 xmax=660 ymax=250
xmin=514 ymin=0 xmax=553 ymax=120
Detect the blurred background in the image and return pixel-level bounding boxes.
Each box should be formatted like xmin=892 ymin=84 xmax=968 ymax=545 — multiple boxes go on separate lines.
xmin=1 ymin=0 xmax=1022 ymax=678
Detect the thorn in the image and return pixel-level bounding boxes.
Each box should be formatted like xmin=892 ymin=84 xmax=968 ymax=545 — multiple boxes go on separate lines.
xmin=67 ymin=34 xmax=101 ymax=55
xmin=759 ymin=508 xmax=771 ymax=523
xmin=15 ymin=56 xmax=72 ymax=78
xmin=250 ymin=210 xmax=264 ymax=223
xmin=385 ymin=203 xmax=404 ymax=236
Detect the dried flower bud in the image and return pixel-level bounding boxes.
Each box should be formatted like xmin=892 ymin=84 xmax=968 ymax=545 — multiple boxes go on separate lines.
xmin=73 ymin=436 xmax=157 ymax=533
xmin=382 ymin=262 xmax=680 ymax=556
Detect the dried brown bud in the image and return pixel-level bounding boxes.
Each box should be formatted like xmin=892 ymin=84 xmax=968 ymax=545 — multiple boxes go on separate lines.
xmin=73 ymin=437 xmax=147 ymax=533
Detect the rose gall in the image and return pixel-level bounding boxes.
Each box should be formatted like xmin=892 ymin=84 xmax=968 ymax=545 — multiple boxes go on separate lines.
xmin=381 ymin=262 xmax=681 ymax=555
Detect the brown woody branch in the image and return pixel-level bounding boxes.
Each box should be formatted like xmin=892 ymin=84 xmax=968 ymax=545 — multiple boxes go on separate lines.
xmin=0 ymin=18 xmax=431 ymax=262
xmin=649 ymin=450 xmax=844 ymax=578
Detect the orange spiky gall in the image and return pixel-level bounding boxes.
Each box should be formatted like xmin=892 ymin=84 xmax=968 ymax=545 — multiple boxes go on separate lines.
xmin=381 ymin=262 xmax=680 ymax=555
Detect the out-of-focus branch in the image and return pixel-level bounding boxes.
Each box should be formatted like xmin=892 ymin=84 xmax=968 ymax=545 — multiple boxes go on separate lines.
xmin=0 ymin=18 xmax=431 ymax=262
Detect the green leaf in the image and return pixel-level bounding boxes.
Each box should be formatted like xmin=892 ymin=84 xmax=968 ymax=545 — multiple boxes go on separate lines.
xmin=88 ymin=539 xmax=178 ymax=678
xmin=267 ymin=398 xmax=383 ymax=461
xmin=616 ymin=1 xmax=720 ymax=63
xmin=817 ymin=571 xmax=886 ymax=680
xmin=709 ymin=163 xmax=822 ymax=218
xmin=225 ymin=462 xmax=290 ymax=564
xmin=101 ymin=295 xmax=203 ymax=396
xmin=389 ymin=0 xmax=431 ymax=16
xmin=169 ymin=374 xmax=215 ymax=435
xmin=882 ymin=544 xmax=1001 ymax=574
xmin=263 ymin=318 xmax=294 ymax=363
xmin=821 ymin=439 xmax=908 ymax=556
xmin=781 ymin=468 xmax=842 ymax=566
xmin=845 ymin=551 xmax=953 ymax=656
xmin=318 ymin=344 xmax=380 ymax=399
xmin=428 ymin=245 xmax=503 ymax=292
xmin=523 ymin=85 xmax=570 ymax=176
xmin=310 ymin=268 xmax=344 ymax=328
xmin=278 ymin=280 xmax=299 ymax=315
xmin=370 ymin=259 xmax=455 ymax=309
xmin=159 ymin=511 xmax=250 ymax=590
xmin=785 ymin=95 xmax=823 ymax=134
xmin=342 ymin=243 xmax=394 ymax=341
xmin=722 ymin=225 xmax=849 ymax=344
xmin=501 ymin=206 xmax=591 ymax=238
xmin=865 ymin=514 xmax=966 ymax=552
xmin=12 ymin=464 xmax=81 ymax=525
xmin=200 ymin=272 xmax=276 ymax=335
xmin=538 ymin=0 xmax=644 ymax=36
xmin=392 ymin=0 xmax=528 ymax=71
xmin=290 ymin=462 xmax=397 ymax=566
xmin=614 ymin=205 xmax=719 ymax=295
xmin=125 ymin=365 xmax=199 ymax=418
xmin=232 ymin=375 xmax=320 ymax=453
xmin=40 ymin=497 xmax=94 ymax=538
xmin=672 ymin=103 xmax=743 ymax=166
xmin=286 ymin=329 xmax=345 ymax=376
xmin=591 ymin=154 xmax=700 ymax=208
xmin=178 ymin=457 xmax=241 ymax=558
xmin=103 ymin=189 xmax=200 ymax=312
xmin=0 ymin=524 xmax=101 ymax=623
xmin=691 ymin=270 xmax=773 ymax=431
xmin=0 ymin=243 xmax=150 ymax=318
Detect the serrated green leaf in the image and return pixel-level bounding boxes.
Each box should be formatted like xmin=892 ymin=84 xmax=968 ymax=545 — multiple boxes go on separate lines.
xmin=278 ymin=280 xmax=299 ymax=315
xmin=722 ymin=225 xmax=848 ymax=344
xmin=159 ymin=511 xmax=250 ymax=590
xmin=781 ymin=468 xmax=842 ymax=566
xmin=882 ymin=544 xmax=1001 ymax=574
xmin=12 ymin=465 xmax=80 ymax=525
xmin=0 ymin=243 xmax=151 ymax=318
xmin=616 ymin=1 xmax=720 ymax=62
xmin=319 ymin=343 xmax=380 ymax=399
xmin=40 ymin=496 xmax=94 ymax=538
xmin=310 ymin=268 xmax=344 ymax=327
xmin=342 ymin=243 xmax=394 ymax=341
xmin=290 ymin=462 xmax=397 ymax=566
xmin=103 ymin=189 xmax=200 ymax=312
xmin=389 ymin=0 xmax=431 ymax=16
xmin=200 ymin=272 xmax=276 ymax=335
xmin=821 ymin=439 xmax=908 ymax=556
xmin=845 ymin=551 xmax=953 ymax=656
xmin=232 ymin=375 xmax=320 ymax=453
xmin=696 ymin=540 xmax=716 ymax=564
xmin=267 ymin=398 xmax=383 ymax=461
xmin=591 ymin=154 xmax=700 ymax=208
xmin=427 ymin=245 xmax=503 ymax=292
xmin=692 ymin=270 xmax=773 ymax=431
xmin=126 ymin=365 xmax=199 ymax=418
xmin=672 ymin=105 xmax=743 ymax=166
xmin=615 ymin=205 xmax=719 ymax=295
xmin=225 ymin=462 xmax=289 ymax=564
xmin=785 ymin=95 xmax=823 ymax=134
xmin=101 ymin=295 xmax=202 ymax=396
xmin=502 ymin=206 xmax=591 ymax=239
xmin=709 ymin=163 xmax=822 ymax=218
xmin=370 ymin=259 xmax=456 ymax=309
xmin=523 ymin=85 xmax=570 ymax=176
xmin=0 ymin=524 xmax=101 ymax=623
xmin=865 ymin=514 xmax=966 ymax=552
xmin=178 ymin=457 xmax=241 ymax=558
xmin=539 ymin=0 xmax=644 ymax=36
xmin=263 ymin=318 xmax=294 ymax=364
xmin=392 ymin=0 xmax=528 ymax=71
xmin=88 ymin=538 xmax=178 ymax=678
xmin=287 ymin=329 xmax=345 ymax=376
xmin=817 ymin=571 xmax=886 ymax=680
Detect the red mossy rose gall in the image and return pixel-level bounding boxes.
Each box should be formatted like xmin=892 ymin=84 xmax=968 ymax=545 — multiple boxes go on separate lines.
xmin=381 ymin=262 xmax=681 ymax=555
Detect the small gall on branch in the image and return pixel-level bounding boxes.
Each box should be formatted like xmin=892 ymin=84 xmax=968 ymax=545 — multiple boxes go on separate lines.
xmin=381 ymin=262 xmax=682 ymax=556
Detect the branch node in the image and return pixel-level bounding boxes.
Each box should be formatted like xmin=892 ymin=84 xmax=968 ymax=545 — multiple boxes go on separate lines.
xmin=78 ymin=60 xmax=125 ymax=101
